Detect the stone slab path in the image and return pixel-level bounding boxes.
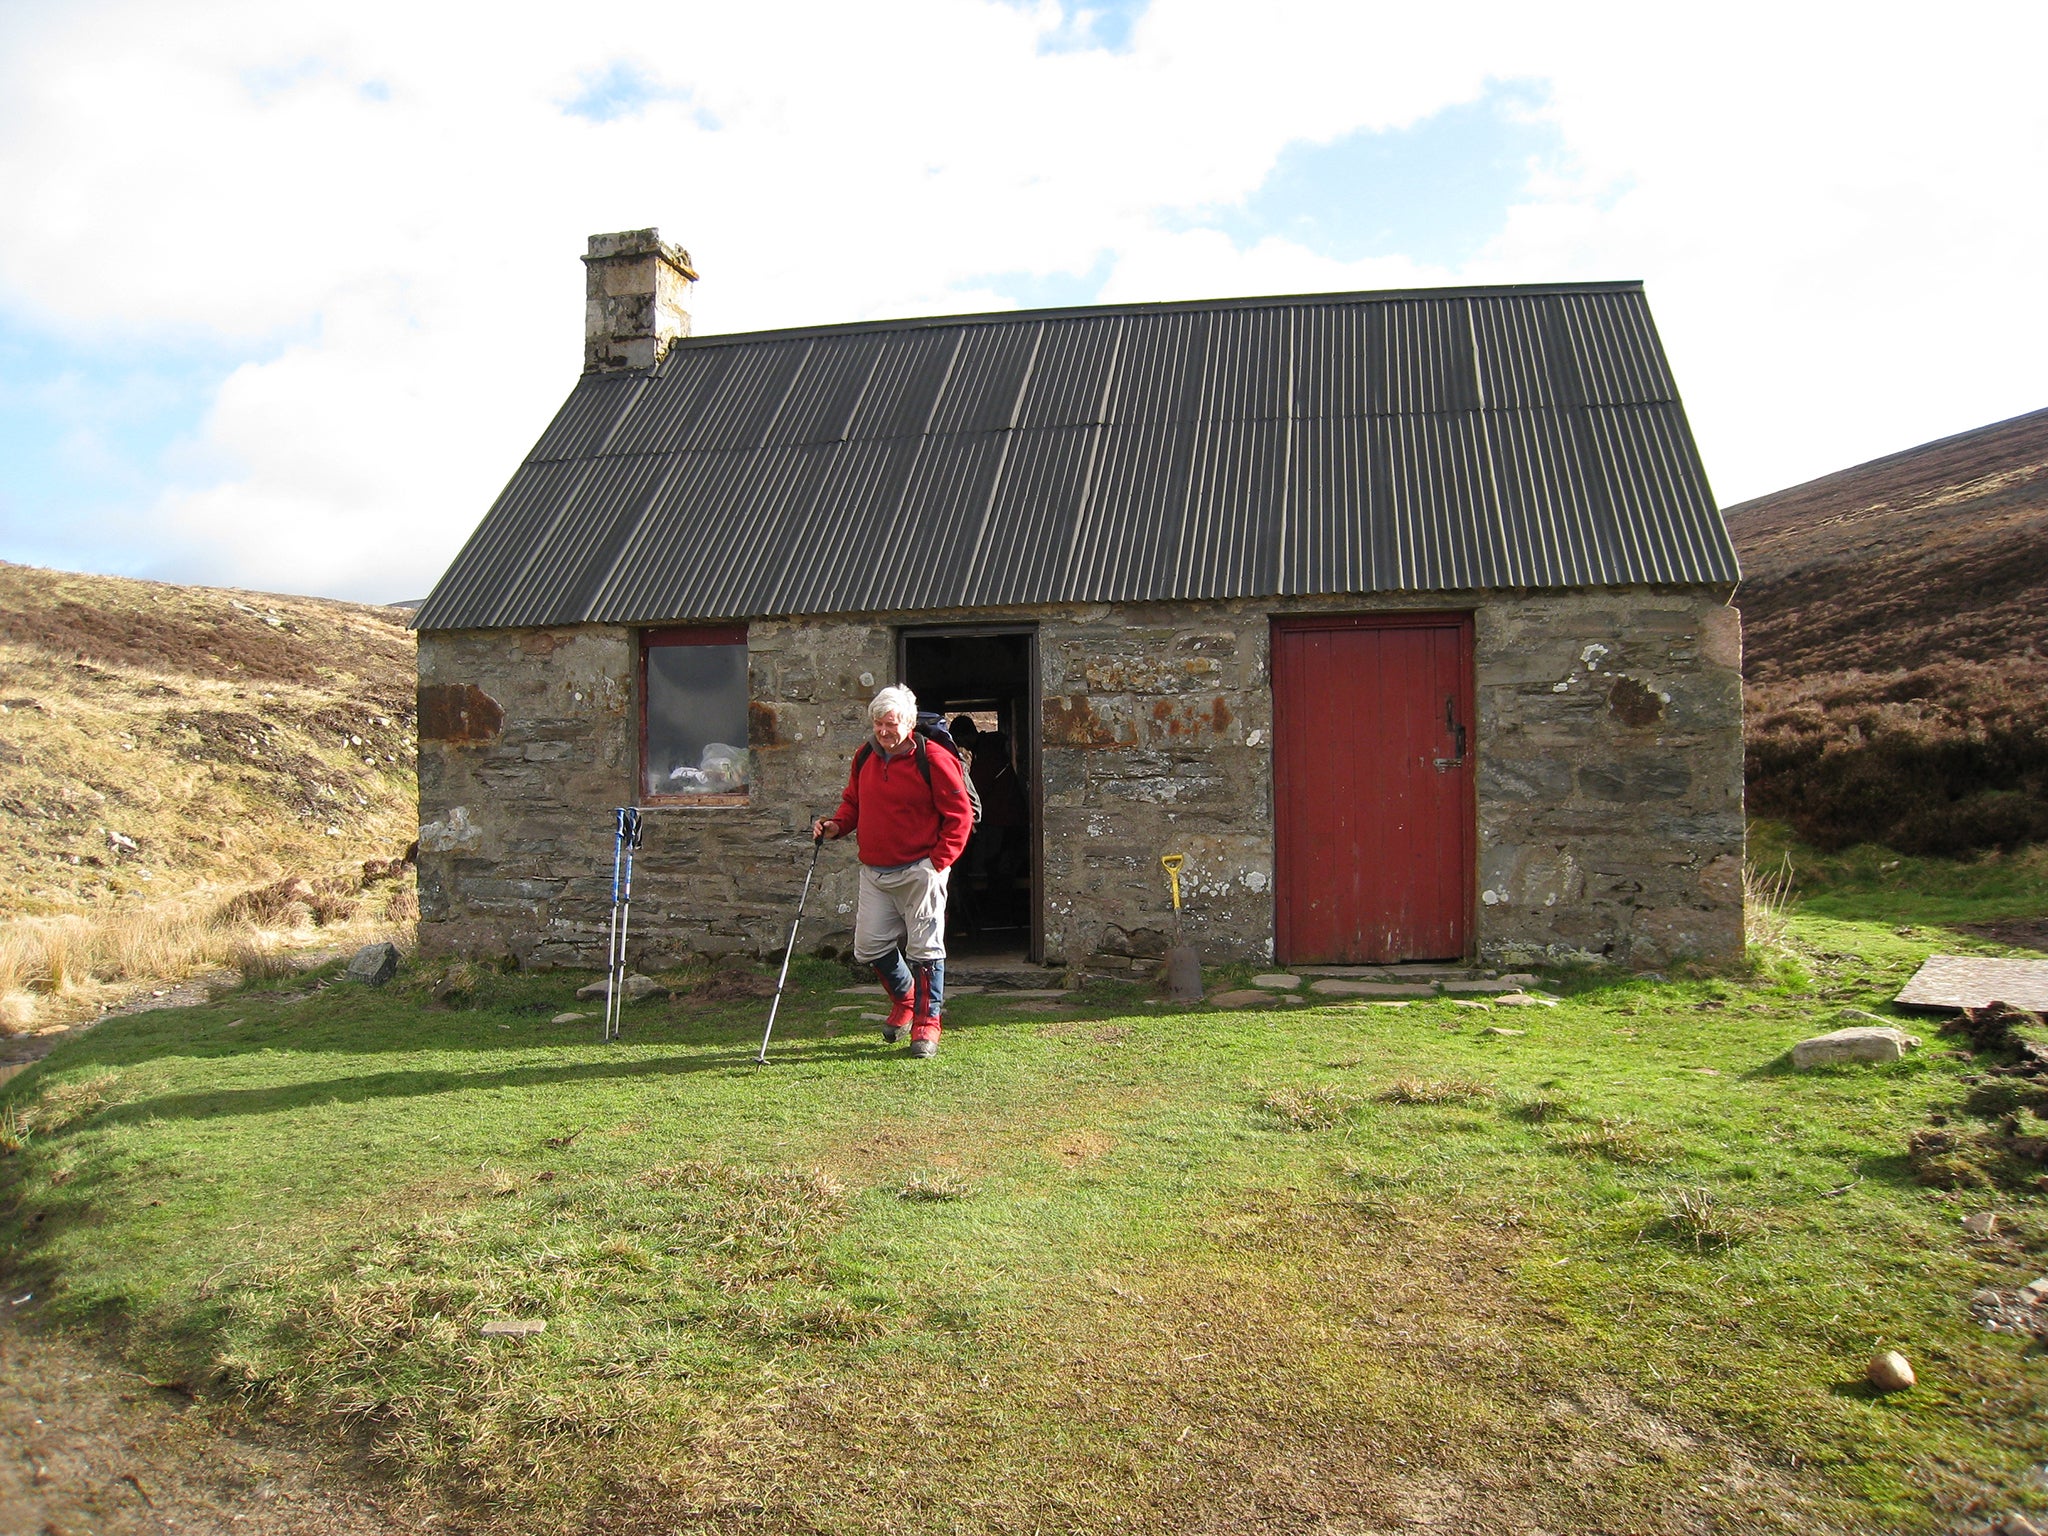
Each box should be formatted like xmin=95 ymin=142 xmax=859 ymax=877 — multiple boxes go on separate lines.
xmin=1896 ymin=954 xmax=2048 ymax=1012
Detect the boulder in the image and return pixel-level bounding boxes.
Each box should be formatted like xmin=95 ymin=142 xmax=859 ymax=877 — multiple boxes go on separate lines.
xmin=573 ymin=973 xmax=666 ymax=1003
xmin=345 ymin=941 xmax=400 ymax=987
xmin=1866 ymin=1350 xmax=1915 ymax=1392
xmin=1250 ymin=973 xmax=1302 ymax=990
xmin=1791 ymin=1026 xmax=1917 ymax=1069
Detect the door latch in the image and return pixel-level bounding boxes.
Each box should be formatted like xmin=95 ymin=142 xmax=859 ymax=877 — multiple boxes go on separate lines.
xmin=1432 ymin=696 xmax=1468 ymax=772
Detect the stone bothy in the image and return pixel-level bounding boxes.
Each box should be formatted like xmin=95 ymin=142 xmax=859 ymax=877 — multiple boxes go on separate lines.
xmin=412 ymin=230 xmax=1745 ymax=975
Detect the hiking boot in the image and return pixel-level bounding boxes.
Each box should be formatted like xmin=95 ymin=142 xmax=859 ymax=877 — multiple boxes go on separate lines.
xmin=881 ymin=996 xmax=913 ymax=1044
xmin=908 ymin=1017 xmax=941 ymax=1059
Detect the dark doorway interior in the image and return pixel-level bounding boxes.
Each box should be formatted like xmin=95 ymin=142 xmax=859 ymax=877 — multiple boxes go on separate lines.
xmin=899 ymin=628 xmax=1038 ymax=962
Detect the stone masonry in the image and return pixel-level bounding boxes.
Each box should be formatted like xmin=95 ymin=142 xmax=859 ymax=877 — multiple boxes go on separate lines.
xmin=416 ymin=585 xmax=1743 ymax=972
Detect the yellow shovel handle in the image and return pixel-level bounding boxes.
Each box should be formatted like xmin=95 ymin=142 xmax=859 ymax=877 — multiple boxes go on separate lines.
xmin=1160 ymin=854 xmax=1185 ymax=911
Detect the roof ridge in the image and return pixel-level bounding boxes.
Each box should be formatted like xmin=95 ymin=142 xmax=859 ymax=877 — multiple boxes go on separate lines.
xmin=666 ymin=280 xmax=1647 ymax=355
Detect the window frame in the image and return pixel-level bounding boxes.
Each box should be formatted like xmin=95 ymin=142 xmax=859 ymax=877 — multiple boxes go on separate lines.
xmin=638 ymin=624 xmax=751 ymax=808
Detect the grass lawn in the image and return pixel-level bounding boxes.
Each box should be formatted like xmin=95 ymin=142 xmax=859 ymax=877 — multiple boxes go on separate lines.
xmin=4 ymin=852 xmax=2047 ymax=1534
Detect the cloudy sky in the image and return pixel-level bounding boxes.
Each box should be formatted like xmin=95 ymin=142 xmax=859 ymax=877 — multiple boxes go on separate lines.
xmin=1 ymin=0 xmax=2042 ymax=604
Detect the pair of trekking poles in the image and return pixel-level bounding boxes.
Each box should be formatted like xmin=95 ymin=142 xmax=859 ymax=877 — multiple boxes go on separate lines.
xmin=600 ymin=807 xmax=643 ymax=1043
xmin=598 ymin=806 xmax=824 ymax=1065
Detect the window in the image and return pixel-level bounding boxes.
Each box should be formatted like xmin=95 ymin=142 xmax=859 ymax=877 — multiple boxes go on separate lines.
xmin=641 ymin=626 xmax=750 ymax=803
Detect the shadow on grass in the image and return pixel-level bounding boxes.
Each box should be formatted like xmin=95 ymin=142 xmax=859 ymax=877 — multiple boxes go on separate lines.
xmin=75 ymin=1036 xmax=954 ymax=1130
xmin=47 ymin=1000 xmax=1060 ymax=1129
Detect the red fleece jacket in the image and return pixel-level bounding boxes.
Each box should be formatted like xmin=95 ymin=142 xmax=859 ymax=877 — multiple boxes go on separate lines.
xmin=830 ymin=737 xmax=974 ymax=871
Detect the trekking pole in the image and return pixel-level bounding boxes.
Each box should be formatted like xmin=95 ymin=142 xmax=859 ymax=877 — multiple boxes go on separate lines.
xmin=602 ymin=808 xmax=627 ymax=1040
xmin=605 ymin=808 xmax=644 ymax=1043
xmin=756 ymin=828 xmax=825 ymax=1066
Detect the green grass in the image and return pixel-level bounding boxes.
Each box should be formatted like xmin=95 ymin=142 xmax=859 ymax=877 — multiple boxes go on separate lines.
xmin=3 ymin=866 xmax=2047 ymax=1533
xmin=1753 ymin=819 xmax=2048 ymax=929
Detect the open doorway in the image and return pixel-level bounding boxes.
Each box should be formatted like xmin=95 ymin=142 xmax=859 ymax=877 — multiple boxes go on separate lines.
xmin=898 ymin=626 xmax=1039 ymax=963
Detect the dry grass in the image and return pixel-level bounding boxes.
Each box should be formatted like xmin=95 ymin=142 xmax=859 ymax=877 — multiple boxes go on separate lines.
xmin=1743 ymin=853 xmax=1797 ymax=953
xmin=896 ymin=1170 xmax=972 ymax=1202
xmin=1549 ymin=1118 xmax=1667 ymax=1165
xmin=1505 ymin=1093 xmax=1570 ymax=1124
xmin=1654 ymin=1186 xmax=1741 ymax=1250
xmin=1377 ymin=1076 xmax=1497 ymax=1107
xmin=1257 ymin=1083 xmax=1361 ymax=1130
xmin=0 ymin=873 xmax=416 ymax=1032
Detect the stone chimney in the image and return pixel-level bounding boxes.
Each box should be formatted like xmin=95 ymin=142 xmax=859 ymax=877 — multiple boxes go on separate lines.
xmin=582 ymin=229 xmax=697 ymax=372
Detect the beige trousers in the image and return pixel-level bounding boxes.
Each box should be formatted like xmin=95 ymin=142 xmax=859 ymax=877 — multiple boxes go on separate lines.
xmin=852 ymin=860 xmax=949 ymax=963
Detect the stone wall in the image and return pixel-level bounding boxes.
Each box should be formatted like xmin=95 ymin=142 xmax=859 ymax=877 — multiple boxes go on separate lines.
xmin=416 ymin=585 xmax=1743 ymax=972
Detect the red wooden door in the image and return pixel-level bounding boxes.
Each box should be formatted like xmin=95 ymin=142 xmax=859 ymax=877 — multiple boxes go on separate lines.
xmin=1272 ymin=616 xmax=1474 ymax=964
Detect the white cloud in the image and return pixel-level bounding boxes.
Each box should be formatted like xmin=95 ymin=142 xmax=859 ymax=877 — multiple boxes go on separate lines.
xmin=0 ymin=0 xmax=2043 ymax=600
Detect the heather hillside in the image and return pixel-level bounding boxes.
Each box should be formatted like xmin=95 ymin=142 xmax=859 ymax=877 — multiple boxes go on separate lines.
xmin=0 ymin=561 xmax=419 ymax=917
xmin=1728 ymin=407 xmax=2048 ymax=853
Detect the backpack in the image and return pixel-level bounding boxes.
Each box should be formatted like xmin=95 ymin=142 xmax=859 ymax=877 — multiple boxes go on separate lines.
xmin=854 ymin=712 xmax=983 ymax=827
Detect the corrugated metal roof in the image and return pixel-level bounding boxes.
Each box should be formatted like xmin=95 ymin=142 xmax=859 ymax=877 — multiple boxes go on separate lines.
xmin=414 ymin=281 xmax=1737 ymax=631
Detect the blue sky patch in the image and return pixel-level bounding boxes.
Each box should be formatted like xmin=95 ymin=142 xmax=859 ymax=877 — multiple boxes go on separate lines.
xmin=1020 ymin=0 xmax=1150 ymax=54
xmin=969 ymin=249 xmax=1118 ymax=313
xmin=0 ymin=312 xmax=245 ymax=576
xmin=561 ymin=63 xmax=720 ymax=129
xmin=1195 ymin=80 xmax=1561 ymax=268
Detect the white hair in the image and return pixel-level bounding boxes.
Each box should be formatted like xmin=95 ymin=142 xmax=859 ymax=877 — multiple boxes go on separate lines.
xmin=869 ymin=685 xmax=918 ymax=725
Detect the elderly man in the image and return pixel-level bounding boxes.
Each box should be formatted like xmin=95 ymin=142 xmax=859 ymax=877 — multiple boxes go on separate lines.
xmin=812 ymin=686 xmax=974 ymax=1058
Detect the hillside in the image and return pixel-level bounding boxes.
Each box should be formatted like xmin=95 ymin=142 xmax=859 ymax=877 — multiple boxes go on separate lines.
xmin=1728 ymin=407 xmax=2048 ymax=853
xmin=0 ymin=561 xmax=418 ymax=917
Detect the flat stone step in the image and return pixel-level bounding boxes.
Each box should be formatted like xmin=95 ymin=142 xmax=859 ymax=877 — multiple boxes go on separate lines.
xmin=1309 ymin=979 xmax=1439 ymax=997
xmin=1897 ymin=954 xmax=2048 ymax=1012
xmin=1297 ymin=965 xmax=1486 ymax=980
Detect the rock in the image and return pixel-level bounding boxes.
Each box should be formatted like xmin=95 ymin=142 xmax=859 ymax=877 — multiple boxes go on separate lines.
xmin=1210 ymin=989 xmax=1273 ymax=1008
xmin=1963 ymin=1211 xmax=1999 ymax=1237
xmin=345 ymin=942 xmax=400 ymax=986
xmin=1309 ymin=979 xmax=1437 ymax=997
xmin=551 ymin=1012 xmax=587 ymax=1024
xmin=1481 ymin=1026 xmax=1527 ymax=1037
xmin=1443 ymin=979 xmax=1518 ymax=995
xmin=2019 ymin=1276 xmax=2048 ymax=1307
xmin=1790 ymin=1027 xmax=1915 ymax=1069
xmin=573 ymin=974 xmax=665 ymax=1003
xmin=861 ymin=1012 xmax=887 ymax=1021
xmin=1834 ymin=1007 xmax=1896 ymax=1027
xmin=1496 ymin=993 xmax=1558 ymax=1008
xmin=837 ymin=984 xmax=888 ymax=995
xmin=479 ymin=1319 xmax=546 ymax=1337
xmin=1005 ymin=989 xmax=1071 ymax=999
xmin=1451 ymin=999 xmax=1493 ymax=1010
xmin=1499 ymin=972 xmax=1540 ymax=987
xmin=1250 ymin=973 xmax=1302 ymax=989
xmin=1866 ymin=1350 xmax=1915 ymax=1392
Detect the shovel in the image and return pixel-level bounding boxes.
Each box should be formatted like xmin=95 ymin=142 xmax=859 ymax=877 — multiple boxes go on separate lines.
xmin=1159 ymin=854 xmax=1204 ymax=1002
